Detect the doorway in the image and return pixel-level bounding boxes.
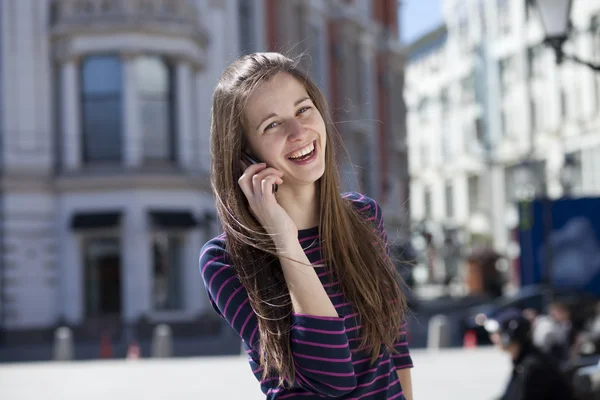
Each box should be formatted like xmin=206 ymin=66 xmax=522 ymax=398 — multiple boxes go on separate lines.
xmin=84 ymin=237 xmax=122 ymax=318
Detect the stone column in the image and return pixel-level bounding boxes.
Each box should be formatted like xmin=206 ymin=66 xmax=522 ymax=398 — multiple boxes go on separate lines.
xmin=122 ymin=52 xmax=142 ymax=167
xmin=61 ymin=56 xmax=81 ymax=170
xmin=122 ymin=207 xmax=151 ymax=322
xmin=176 ymin=60 xmax=194 ymax=168
xmin=195 ymin=69 xmax=211 ymax=172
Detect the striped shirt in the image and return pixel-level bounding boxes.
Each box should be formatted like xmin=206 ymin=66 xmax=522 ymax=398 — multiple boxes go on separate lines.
xmin=199 ymin=192 xmax=413 ymax=399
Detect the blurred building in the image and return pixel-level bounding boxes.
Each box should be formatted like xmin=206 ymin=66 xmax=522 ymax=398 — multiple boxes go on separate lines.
xmin=405 ymin=0 xmax=600 ymax=254
xmin=0 ymin=0 xmax=407 ymax=347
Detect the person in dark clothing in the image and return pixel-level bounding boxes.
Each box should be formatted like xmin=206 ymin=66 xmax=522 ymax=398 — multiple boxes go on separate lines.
xmin=485 ymin=308 xmax=576 ymax=400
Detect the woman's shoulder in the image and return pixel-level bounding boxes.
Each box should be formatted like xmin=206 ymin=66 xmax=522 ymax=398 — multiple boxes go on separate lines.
xmin=199 ymin=233 xmax=229 ymax=274
xmin=341 ymin=191 xmax=380 ymax=215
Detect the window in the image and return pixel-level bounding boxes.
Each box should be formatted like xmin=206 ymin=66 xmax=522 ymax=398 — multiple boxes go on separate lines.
xmin=475 ymin=117 xmax=484 ymax=144
xmin=135 ymin=56 xmax=175 ymax=162
xmin=440 ymin=88 xmax=450 ymax=114
xmin=527 ymin=45 xmax=545 ymax=79
xmin=308 ymin=25 xmax=324 ymax=87
xmin=152 ymin=233 xmax=184 ymax=310
xmin=81 ymin=55 xmax=123 ymax=162
xmin=441 ymin=122 xmax=451 ymax=162
xmin=457 ymin=2 xmax=469 ymax=51
xmin=560 ymin=89 xmax=568 ymax=119
xmin=500 ymin=110 xmax=507 ymax=136
xmin=418 ymin=98 xmax=430 ymax=124
xmin=461 ymin=75 xmax=475 ymax=104
xmin=530 ymin=98 xmax=538 ymax=131
xmin=499 ymin=57 xmax=516 ymax=95
xmin=238 ymin=0 xmax=256 ymax=55
xmin=445 ymin=183 xmax=454 ymax=219
xmin=496 ymin=0 xmax=511 ymax=37
xmin=424 ymin=189 xmax=432 ymax=219
xmin=468 ymin=175 xmax=481 ymax=212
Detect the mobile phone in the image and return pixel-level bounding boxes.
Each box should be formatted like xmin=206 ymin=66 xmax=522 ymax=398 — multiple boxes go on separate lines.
xmin=242 ymin=152 xmax=278 ymax=193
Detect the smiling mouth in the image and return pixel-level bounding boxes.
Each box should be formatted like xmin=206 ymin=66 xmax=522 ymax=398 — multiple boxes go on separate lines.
xmin=287 ymin=141 xmax=316 ymax=161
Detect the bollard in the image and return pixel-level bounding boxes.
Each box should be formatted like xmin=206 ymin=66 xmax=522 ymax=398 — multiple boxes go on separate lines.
xmin=53 ymin=326 xmax=74 ymax=361
xmin=151 ymin=324 xmax=173 ymax=358
xmin=427 ymin=314 xmax=452 ymax=349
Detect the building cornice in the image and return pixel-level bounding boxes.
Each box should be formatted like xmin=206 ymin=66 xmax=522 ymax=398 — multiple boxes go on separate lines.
xmin=49 ymin=0 xmax=209 ymax=68
xmin=0 ymin=171 xmax=212 ymax=194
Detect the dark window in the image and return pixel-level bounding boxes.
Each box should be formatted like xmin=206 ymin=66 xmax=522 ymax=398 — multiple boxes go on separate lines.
xmin=424 ymin=189 xmax=432 ymax=219
xmin=135 ymin=56 xmax=175 ymax=162
xmin=445 ymin=183 xmax=454 ymax=219
xmin=238 ymin=0 xmax=255 ymax=55
xmin=530 ymin=98 xmax=538 ymax=130
xmin=84 ymin=237 xmax=122 ymax=317
xmin=81 ymin=55 xmax=123 ymax=162
xmin=152 ymin=233 xmax=184 ymax=310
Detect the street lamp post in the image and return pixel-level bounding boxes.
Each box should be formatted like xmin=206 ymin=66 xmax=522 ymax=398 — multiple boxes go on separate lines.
xmin=535 ymin=0 xmax=600 ymax=71
xmin=559 ymin=154 xmax=578 ymax=197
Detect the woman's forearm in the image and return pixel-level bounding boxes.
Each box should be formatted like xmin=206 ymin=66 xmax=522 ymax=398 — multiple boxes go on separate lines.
xmin=278 ymin=238 xmax=338 ymax=317
xmin=397 ymin=369 xmax=413 ymax=400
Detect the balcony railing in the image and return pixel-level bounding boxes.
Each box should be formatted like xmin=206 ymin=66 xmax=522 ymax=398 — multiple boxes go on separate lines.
xmin=50 ymin=0 xmax=208 ymax=45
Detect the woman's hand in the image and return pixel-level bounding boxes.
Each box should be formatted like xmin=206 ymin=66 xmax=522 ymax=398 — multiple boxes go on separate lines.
xmin=238 ymin=162 xmax=297 ymax=249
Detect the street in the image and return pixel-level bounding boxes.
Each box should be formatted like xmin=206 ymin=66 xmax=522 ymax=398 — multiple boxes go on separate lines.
xmin=0 ymin=348 xmax=511 ymax=399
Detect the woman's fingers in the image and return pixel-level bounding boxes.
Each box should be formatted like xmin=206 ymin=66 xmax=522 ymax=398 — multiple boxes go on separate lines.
xmin=238 ymin=163 xmax=266 ymax=197
xmin=260 ymin=174 xmax=283 ymax=197
xmin=251 ymin=168 xmax=283 ymax=196
xmin=239 ymin=164 xmax=283 ymax=201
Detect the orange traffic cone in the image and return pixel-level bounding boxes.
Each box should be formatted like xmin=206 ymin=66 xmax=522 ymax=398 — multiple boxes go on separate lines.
xmin=463 ymin=329 xmax=478 ymax=349
xmin=126 ymin=341 xmax=141 ymax=360
xmin=100 ymin=331 xmax=112 ymax=359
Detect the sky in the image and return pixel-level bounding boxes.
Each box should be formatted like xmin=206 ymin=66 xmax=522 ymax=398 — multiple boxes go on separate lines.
xmin=399 ymin=0 xmax=445 ymax=45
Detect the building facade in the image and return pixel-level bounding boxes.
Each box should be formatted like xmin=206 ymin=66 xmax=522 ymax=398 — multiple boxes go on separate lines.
xmin=405 ymin=0 xmax=600 ymax=263
xmin=0 ymin=0 xmax=407 ymax=346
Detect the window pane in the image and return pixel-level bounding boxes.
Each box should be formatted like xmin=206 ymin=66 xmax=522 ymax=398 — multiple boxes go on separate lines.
xmin=82 ymin=98 xmax=123 ymax=161
xmin=152 ymin=234 xmax=184 ymax=310
xmin=135 ymin=56 xmax=169 ymax=94
xmin=238 ymin=0 xmax=255 ymax=55
xmin=82 ymin=56 xmax=122 ymax=94
xmin=135 ymin=56 xmax=174 ymax=162
xmin=141 ymin=99 xmax=171 ymax=159
xmin=81 ymin=55 xmax=123 ymax=162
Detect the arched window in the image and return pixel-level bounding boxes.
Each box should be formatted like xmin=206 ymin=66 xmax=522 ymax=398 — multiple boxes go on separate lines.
xmin=81 ymin=55 xmax=123 ymax=162
xmin=135 ymin=56 xmax=175 ymax=162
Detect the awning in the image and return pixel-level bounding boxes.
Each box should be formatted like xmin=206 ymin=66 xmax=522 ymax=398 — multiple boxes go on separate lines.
xmin=71 ymin=211 xmax=122 ymax=230
xmin=149 ymin=210 xmax=198 ymax=229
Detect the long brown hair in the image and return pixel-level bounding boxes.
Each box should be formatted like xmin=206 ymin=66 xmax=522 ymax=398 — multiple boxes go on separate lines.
xmin=210 ymin=52 xmax=406 ymax=386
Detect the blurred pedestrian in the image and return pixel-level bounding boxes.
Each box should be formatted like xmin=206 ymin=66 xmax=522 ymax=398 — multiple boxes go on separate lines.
xmin=465 ymin=247 xmax=504 ymax=299
xmin=199 ymin=53 xmax=414 ymax=399
xmin=485 ymin=308 xmax=576 ymax=400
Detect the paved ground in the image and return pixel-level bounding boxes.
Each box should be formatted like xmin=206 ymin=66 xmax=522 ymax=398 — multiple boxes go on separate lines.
xmin=0 ymin=348 xmax=511 ymax=399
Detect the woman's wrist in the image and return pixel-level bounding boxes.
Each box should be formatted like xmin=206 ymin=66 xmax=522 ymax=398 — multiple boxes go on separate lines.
xmin=274 ymin=234 xmax=302 ymax=257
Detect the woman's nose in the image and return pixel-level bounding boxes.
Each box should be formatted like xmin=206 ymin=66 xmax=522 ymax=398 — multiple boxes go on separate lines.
xmin=287 ymin=119 xmax=305 ymax=140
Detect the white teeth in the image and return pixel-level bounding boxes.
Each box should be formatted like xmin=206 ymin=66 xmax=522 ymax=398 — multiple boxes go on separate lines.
xmin=288 ymin=142 xmax=315 ymax=159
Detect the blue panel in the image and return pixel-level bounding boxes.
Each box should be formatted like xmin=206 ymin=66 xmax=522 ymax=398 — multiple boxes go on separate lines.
xmin=519 ymin=197 xmax=600 ymax=296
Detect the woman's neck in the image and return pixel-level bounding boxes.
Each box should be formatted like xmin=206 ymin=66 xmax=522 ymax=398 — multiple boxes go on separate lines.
xmin=277 ymin=183 xmax=320 ymax=230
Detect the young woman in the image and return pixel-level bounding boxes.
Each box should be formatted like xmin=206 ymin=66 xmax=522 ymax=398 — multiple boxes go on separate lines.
xmin=200 ymin=52 xmax=414 ymax=399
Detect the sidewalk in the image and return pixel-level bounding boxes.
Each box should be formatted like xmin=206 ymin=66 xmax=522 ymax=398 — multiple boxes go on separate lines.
xmin=0 ymin=348 xmax=510 ymax=400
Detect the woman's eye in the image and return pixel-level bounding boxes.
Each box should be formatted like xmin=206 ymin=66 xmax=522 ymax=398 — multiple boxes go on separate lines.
xmin=264 ymin=122 xmax=278 ymax=131
xmin=297 ymin=106 xmax=311 ymax=115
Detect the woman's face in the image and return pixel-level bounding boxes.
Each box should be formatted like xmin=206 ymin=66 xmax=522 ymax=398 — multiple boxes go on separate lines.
xmin=242 ymin=72 xmax=327 ymax=188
